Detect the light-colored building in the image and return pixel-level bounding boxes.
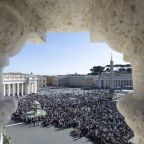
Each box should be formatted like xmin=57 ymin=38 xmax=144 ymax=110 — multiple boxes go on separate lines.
xmin=37 ymin=75 xmax=47 ymax=88
xmin=46 ymin=69 xmax=133 ymax=89
xmin=58 ymin=74 xmax=96 ymax=87
xmin=47 ymin=76 xmax=59 ymax=86
xmin=96 ymin=72 xmax=133 ymax=89
xmin=3 ymin=72 xmax=37 ymax=96
xmin=95 ymin=57 xmax=133 ymax=90
xmin=57 ymin=75 xmax=68 ymax=87
xmin=56 ymin=57 xmax=133 ymax=89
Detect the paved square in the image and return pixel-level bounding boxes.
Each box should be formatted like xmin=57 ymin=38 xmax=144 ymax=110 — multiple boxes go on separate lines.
xmin=6 ymin=124 xmax=92 ymax=144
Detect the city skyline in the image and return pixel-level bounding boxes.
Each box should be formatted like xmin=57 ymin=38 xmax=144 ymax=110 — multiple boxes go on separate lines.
xmin=4 ymin=32 xmax=128 ymax=75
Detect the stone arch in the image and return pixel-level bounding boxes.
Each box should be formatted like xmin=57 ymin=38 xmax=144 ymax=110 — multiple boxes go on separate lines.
xmin=0 ymin=0 xmax=144 ymax=143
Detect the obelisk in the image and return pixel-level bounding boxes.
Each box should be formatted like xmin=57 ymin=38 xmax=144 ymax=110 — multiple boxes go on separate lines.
xmin=109 ymin=54 xmax=115 ymax=97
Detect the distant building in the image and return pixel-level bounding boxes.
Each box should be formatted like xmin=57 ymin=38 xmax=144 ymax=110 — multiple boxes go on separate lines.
xmin=36 ymin=75 xmax=47 ymax=88
xmin=57 ymin=75 xmax=67 ymax=87
xmin=57 ymin=74 xmax=96 ymax=87
xmin=96 ymin=71 xmax=133 ymax=89
xmin=45 ymin=71 xmax=132 ymax=89
xmin=96 ymin=57 xmax=133 ymax=90
xmin=46 ymin=76 xmax=59 ymax=86
xmin=3 ymin=72 xmax=37 ymax=96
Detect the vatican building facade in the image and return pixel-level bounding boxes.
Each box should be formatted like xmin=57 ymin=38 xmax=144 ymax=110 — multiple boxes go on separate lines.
xmin=3 ymin=69 xmax=133 ymax=97
xmin=3 ymin=73 xmax=37 ymax=96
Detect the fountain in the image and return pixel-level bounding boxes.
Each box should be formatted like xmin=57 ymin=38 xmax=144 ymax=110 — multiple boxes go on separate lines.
xmin=26 ymin=100 xmax=46 ymax=118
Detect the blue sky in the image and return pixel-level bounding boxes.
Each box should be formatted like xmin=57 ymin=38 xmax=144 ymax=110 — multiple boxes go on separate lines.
xmin=4 ymin=32 xmax=127 ymax=75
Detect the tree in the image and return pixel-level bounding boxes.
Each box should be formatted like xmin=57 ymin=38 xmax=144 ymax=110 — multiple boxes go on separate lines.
xmin=89 ymin=66 xmax=104 ymax=75
xmin=113 ymin=64 xmax=132 ymax=73
xmin=119 ymin=68 xmax=126 ymax=72
xmin=126 ymin=68 xmax=132 ymax=73
xmin=88 ymin=64 xmax=132 ymax=75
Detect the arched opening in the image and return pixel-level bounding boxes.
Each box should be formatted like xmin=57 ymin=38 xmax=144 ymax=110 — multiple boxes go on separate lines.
xmin=4 ymin=32 xmax=134 ymax=144
xmin=0 ymin=1 xmax=144 ymax=144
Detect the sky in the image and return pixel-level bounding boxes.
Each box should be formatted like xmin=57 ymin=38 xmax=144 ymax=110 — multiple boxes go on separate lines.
xmin=4 ymin=32 xmax=127 ymax=75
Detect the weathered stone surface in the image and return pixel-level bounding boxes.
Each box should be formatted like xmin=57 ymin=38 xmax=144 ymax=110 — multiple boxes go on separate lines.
xmin=90 ymin=1 xmax=144 ymax=143
xmin=91 ymin=0 xmax=144 ymax=58
xmin=0 ymin=0 xmax=144 ymax=143
xmin=0 ymin=0 xmax=46 ymax=57
xmin=29 ymin=0 xmax=92 ymax=32
xmin=117 ymin=94 xmax=144 ymax=144
xmin=0 ymin=97 xmax=17 ymax=129
xmin=0 ymin=0 xmax=93 ymax=57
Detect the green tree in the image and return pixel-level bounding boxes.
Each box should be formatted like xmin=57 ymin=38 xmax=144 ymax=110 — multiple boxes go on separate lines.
xmin=113 ymin=64 xmax=132 ymax=73
xmin=126 ymin=68 xmax=132 ymax=73
xmin=89 ymin=66 xmax=104 ymax=75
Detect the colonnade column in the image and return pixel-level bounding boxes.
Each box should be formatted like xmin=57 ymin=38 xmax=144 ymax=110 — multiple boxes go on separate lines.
xmin=31 ymin=83 xmax=33 ymax=93
xmin=34 ymin=81 xmax=37 ymax=94
xmin=21 ymin=83 xmax=23 ymax=96
xmin=3 ymin=84 xmax=5 ymax=96
xmin=123 ymin=80 xmax=125 ymax=87
xmin=26 ymin=84 xmax=30 ymax=95
xmin=17 ymin=83 xmax=19 ymax=96
xmin=12 ymin=84 xmax=15 ymax=96
xmin=8 ymin=84 xmax=10 ymax=96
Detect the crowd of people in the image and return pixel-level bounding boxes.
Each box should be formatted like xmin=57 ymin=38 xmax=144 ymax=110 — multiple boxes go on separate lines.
xmin=12 ymin=88 xmax=133 ymax=144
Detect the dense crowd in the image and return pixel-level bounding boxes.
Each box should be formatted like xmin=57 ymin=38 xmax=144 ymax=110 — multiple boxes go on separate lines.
xmin=12 ymin=88 xmax=133 ymax=144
